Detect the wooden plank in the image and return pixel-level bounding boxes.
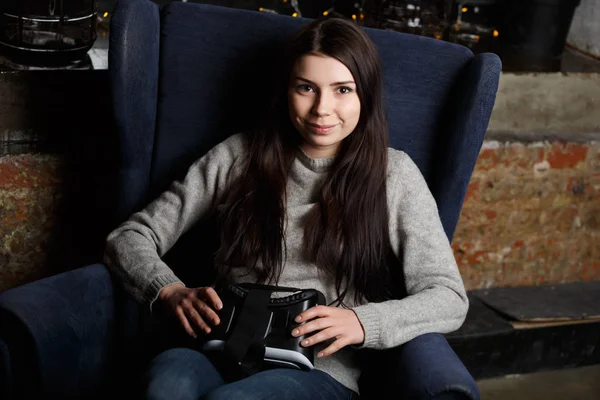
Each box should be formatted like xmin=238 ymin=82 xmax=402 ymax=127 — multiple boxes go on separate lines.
xmin=511 ymin=318 xmax=600 ymax=330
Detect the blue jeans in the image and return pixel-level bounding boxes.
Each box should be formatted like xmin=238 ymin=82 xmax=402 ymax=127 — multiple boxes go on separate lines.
xmin=145 ymin=347 xmax=354 ymax=400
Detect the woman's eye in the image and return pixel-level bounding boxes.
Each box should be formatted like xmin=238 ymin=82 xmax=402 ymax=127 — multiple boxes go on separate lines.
xmin=297 ymin=84 xmax=314 ymax=92
xmin=337 ymin=86 xmax=353 ymax=94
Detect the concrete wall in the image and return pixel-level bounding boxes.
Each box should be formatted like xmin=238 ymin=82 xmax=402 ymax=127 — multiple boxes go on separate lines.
xmin=489 ymin=73 xmax=600 ymax=135
xmin=567 ymin=0 xmax=600 ymax=58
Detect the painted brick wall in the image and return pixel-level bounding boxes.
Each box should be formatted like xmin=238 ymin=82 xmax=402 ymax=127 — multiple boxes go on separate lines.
xmin=1 ymin=140 xmax=598 ymax=292
xmin=455 ymin=141 xmax=600 ymax=290
xmin=0 ymin=154 xmax=64 ymax=292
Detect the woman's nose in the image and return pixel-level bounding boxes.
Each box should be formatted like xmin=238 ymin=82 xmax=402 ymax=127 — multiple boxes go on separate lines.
xmin=311 ymin=92 xmax=333 ymax=117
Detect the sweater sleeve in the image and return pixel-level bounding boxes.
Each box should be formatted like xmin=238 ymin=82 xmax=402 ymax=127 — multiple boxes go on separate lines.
xmin=352 ymin=150 xmax=468 ymax=349
xmin=103 ymin=133 xmax=247 ymax=310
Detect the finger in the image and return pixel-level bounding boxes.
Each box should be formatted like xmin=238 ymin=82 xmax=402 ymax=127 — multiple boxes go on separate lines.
xmin=291 ymin=316 xmax=332 ymax=337
xmin=184 ymin=305 xmax=211 ymax=334
xmin=193 ymin=298 xmax=220 ymax=325
xmin=300 ymin=327 xmax=341 ymax=347
xmin=295 ymin=305 xmax=331 ymax=323
xmin=199 ymin=287 xmax=223 ymax=310
xmin=318 ymin=337 xmax=350 ymax=358
xmin=175 ymin=307 xmax=198 ymax=338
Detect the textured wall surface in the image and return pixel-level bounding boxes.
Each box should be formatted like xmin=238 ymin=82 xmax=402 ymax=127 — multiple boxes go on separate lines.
xmin=455 ymin=140 xmax=600 ymax=290
xmin=0 ymin=154 xmax=64 ymax=292
xmin=488 ymin=73 xmax=600 ymax=134
xmin=1 ymin=71 xmax=117 ymax=293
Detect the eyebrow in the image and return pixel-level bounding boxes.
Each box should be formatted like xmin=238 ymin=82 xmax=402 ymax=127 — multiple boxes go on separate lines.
xmin=295 ymin=77 xmax=356 ymax=86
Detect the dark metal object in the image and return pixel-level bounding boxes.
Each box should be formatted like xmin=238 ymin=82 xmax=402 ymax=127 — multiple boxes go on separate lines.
xmin=496 ymin=0 xmax=582 ymax=72
xmin=0 ymin=0 xmax=98 ymax=60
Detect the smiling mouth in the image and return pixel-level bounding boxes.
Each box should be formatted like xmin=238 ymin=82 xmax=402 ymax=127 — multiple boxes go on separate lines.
xmin=306 ymin=122 xmax=336 ymax=134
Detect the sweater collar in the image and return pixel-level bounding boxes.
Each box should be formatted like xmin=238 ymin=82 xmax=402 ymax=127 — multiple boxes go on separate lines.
xmin=296 ymin=148 xmax=335 ymax=173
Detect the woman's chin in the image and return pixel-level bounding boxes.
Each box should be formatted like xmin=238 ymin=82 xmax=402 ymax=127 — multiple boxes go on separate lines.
xmin=301 ymin=140 xmax=341 ymax=158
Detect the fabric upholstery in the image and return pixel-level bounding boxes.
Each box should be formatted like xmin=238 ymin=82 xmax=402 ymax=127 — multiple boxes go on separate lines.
xmin=109 ymin=0 xmax=161 ymax=222
xmin=148 ymin=2 xmax=500 ymax=240
xmin=0 ymin=264 xmax=116 ymax=398
xmin=359 ymin=333 xmax=481 ymax=399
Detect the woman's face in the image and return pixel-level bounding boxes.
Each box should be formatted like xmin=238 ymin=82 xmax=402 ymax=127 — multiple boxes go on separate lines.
xmin=288 ymin=53 xmax=361 ymax=159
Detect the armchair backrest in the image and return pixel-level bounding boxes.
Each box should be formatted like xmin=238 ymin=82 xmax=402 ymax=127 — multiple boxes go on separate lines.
xmin=109 ymin=0 xmax=500 ymax=246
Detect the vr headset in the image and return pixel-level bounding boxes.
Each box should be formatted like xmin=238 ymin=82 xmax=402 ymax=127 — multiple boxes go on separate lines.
xmin=200 ymin=281 xmax=326 ymax=378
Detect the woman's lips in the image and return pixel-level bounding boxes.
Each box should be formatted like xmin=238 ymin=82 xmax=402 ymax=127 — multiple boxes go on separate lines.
xmin=306 ymin=122 xmax=336 ymax=134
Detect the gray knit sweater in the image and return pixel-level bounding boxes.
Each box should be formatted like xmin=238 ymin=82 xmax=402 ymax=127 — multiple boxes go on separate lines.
xmin=103 ymin=133 xmax=468 ymax=394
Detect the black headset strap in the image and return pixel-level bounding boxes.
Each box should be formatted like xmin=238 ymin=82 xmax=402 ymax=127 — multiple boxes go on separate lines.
xmin=223 ymin=288 xmax=272 ymax=376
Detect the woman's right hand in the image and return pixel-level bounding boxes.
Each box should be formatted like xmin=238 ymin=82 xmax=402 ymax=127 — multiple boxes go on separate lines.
xmin=158 ymin=283 xmax=223 ymax=338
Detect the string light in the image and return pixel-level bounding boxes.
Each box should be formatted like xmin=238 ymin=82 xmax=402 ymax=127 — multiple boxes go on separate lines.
xmin=493 ymin=30 xmax=499 ymax=37
xmin=323 ymin=11 xmax=329 ymax=16
xmin=259 ymin=7 xmax=264 ymax=11
xmin=462 ymin=7 xmax=468 ymax=12
xmin=292 ymin=12 xmax=298 ymax=17
xmin=103 ymin=12 xmax=108 ymax=18
xmin=351 ymin=14 xmax=357 ymax=20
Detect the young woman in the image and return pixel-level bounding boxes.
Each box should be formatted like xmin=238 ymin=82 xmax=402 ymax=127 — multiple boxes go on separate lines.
xmin=104 ymin=16 xmax=469 ymax=400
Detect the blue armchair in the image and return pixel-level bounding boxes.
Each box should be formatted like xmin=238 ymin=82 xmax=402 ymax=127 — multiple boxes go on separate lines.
xmin=0 ymin=1 xmax=501 ymax=399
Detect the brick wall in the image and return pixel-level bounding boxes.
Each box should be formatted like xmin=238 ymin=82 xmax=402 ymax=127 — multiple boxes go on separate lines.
xmin=0 ymin=71 xmax=117 ymax=293
xmin=1 ymin=140 xmax=599 ymax=292
xmin=455 ymin=141 xmax=600 ymax=290
xmin=0 ymin=154 xmax=63 ymax=292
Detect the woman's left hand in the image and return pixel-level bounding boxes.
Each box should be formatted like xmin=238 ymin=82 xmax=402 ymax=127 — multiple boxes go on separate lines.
xmin=291 ymin=305 xmax=365 ymax=358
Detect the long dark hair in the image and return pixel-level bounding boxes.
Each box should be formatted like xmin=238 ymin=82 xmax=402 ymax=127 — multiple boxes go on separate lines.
xmin=218 ymin=18 xmax=396 ymax=305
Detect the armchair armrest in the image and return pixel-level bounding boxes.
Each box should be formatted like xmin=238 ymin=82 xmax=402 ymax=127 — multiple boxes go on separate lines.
xmin=390 ymin=333 xmax=480 ymax=399
xmin=0 ymin=263 xmax=131 ymax=399
xmin=359 ymin=333 xmax=480 ymax=400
